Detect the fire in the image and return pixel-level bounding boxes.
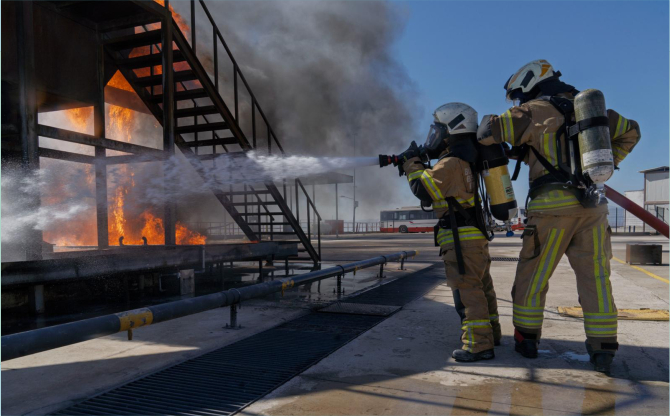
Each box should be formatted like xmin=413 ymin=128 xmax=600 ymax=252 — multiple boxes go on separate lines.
xmin=43 ymin=100 xmax=207 ymax=248
xmin=154 ymin=0 xmax=191 ymax=36
xmin=107 ymin=71 xmax=134 ymax=92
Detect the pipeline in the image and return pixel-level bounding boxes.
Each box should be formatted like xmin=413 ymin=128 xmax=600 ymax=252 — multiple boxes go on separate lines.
xmin=605 ymin=185 xmax=669 ymax=238
xmin=1 ymin=251 xmax=417 ymax=362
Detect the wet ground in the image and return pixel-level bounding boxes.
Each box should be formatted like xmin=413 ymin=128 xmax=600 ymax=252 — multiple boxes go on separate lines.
xmin=2 ymin=232 xmax=668 ymax=415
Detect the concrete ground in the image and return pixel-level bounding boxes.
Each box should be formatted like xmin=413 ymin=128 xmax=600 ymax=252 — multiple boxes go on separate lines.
xmin=2 ymin=233 xmax=668 ymax=415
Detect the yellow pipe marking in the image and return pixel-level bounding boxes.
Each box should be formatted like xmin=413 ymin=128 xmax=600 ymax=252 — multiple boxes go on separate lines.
xmin=117 ymin=308 xmax=154 ymax=331
xmin=612 ymin=256 xmax=669 ymax=284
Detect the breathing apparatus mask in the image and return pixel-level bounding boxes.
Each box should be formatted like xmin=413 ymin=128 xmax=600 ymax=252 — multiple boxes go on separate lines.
xmin=423 ymin=122 xmax=450 ymax=160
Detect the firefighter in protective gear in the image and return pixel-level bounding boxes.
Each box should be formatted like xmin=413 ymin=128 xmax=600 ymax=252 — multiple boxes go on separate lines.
xmin=402 ymin=102 xmax=501 ymax=362
xmin=478 ymin=59 xmax=641 ymax=373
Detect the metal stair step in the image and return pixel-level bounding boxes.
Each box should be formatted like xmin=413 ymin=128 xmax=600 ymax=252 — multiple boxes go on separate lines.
xmin=229 ymin=202 xmax=279 ymax=206
xmin=187 ymin=138 xmax=238 ymax=147
xmin=174 ymin=105 xmax=219 ymax=118
xmin=105 ymin=29 xmax=162 ymax=50
xmin=237 ymin=212 xmax=285 ymax=216
xmin=135 ymin=70 xmax=197 ymax=87
xmin=149 ymin=88 xmax=209 ymax=103
xmin=223 ymin=190 xmax=271 ymax=196
xmin=176 ymin=122 xmax=229 ymax=134
xmin=253 ymin=222 xmax=291 ymax=226
xmin=116 ymin=51 xmax=186 ymax=69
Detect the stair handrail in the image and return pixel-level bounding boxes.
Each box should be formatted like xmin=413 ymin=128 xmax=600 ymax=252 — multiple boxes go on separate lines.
xmin=187 ymin=0 xmax=285 ymax=155
xmin=295 ymin=178 xmax=322 ymax=260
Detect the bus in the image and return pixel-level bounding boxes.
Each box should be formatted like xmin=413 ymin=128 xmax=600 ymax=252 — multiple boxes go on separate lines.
xmin=380 ymin=206 xmax=437 ymax=233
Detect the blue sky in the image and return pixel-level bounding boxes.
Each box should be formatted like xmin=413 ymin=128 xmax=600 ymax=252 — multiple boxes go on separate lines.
xmin=392 ymin=0 xmax=668 ymax=200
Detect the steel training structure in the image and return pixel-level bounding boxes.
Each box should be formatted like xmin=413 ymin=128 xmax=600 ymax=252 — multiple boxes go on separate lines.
xmin=2 ymin=0 xmax=322 ymax=265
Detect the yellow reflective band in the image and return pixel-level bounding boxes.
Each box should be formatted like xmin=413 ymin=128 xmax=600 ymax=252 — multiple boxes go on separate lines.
xmin=500 ymin=110 xmax=515 ymax=145
xmin=527 ymin=228 xmax=564 ymax=307
xmin=513 ymin=303 xmax=544 ymax=312
xmin=433 ymin=199 xmax=449 ymax=209
xmin=407 ymin=170 xmax=424 ymax=182
xmin=593 ymin=223 xmax=613 ymax=312
xmin=615 ymin=114 xmax=629 ymax=138
xmin=528 ymin=190 xmax=580 ymax=211
xmin=420 ymin=171 xmax=444 ymax=201
xmin=543 ymin=133 xmax=557 ymax=167
xmin=612 ymin=146 xmax=629 ymax=160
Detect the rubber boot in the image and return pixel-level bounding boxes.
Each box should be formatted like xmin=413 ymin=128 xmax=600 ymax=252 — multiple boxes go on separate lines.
xmin=586 ymin=341 xmax=615 ymax=374
xmin=452 ymin=348 xmax=495 ymax=362
xmin=514 ymin=328 xmax=538 ymax=358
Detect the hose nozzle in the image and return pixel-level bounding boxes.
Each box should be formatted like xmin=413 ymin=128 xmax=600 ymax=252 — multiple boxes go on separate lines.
xmin=379 ymin=154 xmax=399 ymax=168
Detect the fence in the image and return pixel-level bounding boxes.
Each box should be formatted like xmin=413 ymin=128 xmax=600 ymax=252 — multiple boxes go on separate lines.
xmin=608 ymin=206 xmax=668 ymax=233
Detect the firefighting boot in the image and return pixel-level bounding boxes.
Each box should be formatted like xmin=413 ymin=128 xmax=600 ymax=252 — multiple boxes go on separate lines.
xmin=514 ymin=329 xmax=539 ymax=358
xmin=452 ymin=348 xmax=495 ymax=362
xmin=586 ymin=341 xmax=617 ymax=374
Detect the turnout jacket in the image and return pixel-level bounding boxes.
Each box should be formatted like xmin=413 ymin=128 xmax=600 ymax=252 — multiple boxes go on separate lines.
xmin=479 ymin=93 xmax=641 ymax=214
xmin=402 ymin=156 xmax=485 ymax=247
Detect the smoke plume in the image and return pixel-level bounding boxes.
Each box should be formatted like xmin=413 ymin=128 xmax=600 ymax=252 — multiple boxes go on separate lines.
xmin=178 ymin=0 xmax=422 ymax=220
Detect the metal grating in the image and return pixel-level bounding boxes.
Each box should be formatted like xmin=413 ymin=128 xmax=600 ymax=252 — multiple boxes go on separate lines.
xmin=54 ymin=266 xmax=442 ymax=416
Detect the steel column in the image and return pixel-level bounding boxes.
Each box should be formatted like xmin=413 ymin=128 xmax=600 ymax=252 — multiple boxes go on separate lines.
xmin=162 ymin=17 xmax=176 ymax=245
xmin=16 ymin=1 xmax=41 ymax=261
xmin=95 ymin=33 xmax=109 ymax=248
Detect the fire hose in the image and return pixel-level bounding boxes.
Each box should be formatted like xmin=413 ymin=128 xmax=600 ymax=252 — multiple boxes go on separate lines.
xmin=605 ymin=185 xmax=669 ymax=238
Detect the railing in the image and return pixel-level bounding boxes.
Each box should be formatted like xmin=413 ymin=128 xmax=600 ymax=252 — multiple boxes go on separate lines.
xmin=2 ymin=251 xmax=417 ymax=361
xmin=171 ymin=0 xmax=285 ymax=154
xmin=295 ymin=178 xmax=321 ymax=259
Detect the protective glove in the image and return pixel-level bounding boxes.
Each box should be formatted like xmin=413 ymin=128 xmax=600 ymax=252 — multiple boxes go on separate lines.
xmin=396 ymin=141 xmax=421 ymax=176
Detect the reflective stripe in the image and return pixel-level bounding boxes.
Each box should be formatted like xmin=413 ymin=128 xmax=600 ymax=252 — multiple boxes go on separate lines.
xmin=528 ymin=190 xmax=580 ymax=211
xmin=513 ymin=303 xmax=544 ymax=313
xmin=461 ymin=320 xmax=492 ymax=352
xmin=527 ymin=228 xmax=564 ymax=307
xmin=407 ymin=170 xmax=424 ymax=182
xmin=420 ymin=171 xmax=444 ymax=201
xmin=500 ymin=110 xmax=515 ymax=145
xmin=437 ymin=226 xmax=485 ymax=245
xmin=489 ymin=314 xmax=499 ymax=321
xmin=513 ymin=316 xmax=544 ymax=327
xmin=612 ymin=146 xmax=629 ymax=160
xmin=593 ymin=223 xmax=612 ymax=312
xmin=433 ymin=199 xmax=449 ymax=209
xmin=615 ymin=114 xmax=629 ymax=138
xmin=542 ymin=132 xmax=557 ymax=168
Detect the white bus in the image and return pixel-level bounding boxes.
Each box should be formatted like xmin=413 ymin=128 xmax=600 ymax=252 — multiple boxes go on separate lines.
xmin=380 ymin=206 xmax=437 ymax=233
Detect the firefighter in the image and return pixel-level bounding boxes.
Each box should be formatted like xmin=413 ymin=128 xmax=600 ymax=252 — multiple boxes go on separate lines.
xmin=399 ymin=102 xmax=501 ymax=362
xmin=477 ymin=59 xmax=641 ymax=373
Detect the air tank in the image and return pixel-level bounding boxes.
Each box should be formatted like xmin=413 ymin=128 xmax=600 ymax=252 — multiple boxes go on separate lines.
xmin=477 ymin=143 xmax=518 ymax=221
xmin=574 ymin=89 xmax=613 ymax=184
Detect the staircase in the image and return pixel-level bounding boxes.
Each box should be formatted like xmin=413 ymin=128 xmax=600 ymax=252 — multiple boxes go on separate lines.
xmin=65 ymin=0 xmax=321 ymax=263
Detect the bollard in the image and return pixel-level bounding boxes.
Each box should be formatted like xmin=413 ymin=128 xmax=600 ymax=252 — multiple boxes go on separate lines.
xmin=225 ymin=303 xmax=241 ymax=330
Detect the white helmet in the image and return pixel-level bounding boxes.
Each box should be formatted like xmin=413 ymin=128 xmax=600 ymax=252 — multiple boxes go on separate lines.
xmin=504 ymin=59 xmax=559 ymax=102
xmin=424 ymin=102 xmax=478 ymax=157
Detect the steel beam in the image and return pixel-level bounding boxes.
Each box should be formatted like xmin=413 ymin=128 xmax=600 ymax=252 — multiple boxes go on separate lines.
xmin=162 ymin=17 xmax=176 ymax=246
xmin=1 ymin=251 xmax=416 ymax=361
xmin=1 ymin=242 xmax=298 ymax=287
xmin=36 ymin=124 xmax=164 ymax=157
xmin=16 ymin=1 xmax=42 ymax=261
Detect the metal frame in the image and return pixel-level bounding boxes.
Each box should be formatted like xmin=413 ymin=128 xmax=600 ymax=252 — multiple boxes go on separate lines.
xmin=1 ymin=251 xmax=417 ymax=361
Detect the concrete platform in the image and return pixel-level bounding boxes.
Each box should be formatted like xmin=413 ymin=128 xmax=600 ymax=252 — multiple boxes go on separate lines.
xmin=2 ymin=233 xmax=668 ymax=415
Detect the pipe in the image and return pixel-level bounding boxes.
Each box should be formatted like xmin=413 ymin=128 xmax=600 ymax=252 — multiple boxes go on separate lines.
xmin=605 ymin=185 xmax=669 ymax=238
xmin=1 ymin=251 xmax=417 ymax=361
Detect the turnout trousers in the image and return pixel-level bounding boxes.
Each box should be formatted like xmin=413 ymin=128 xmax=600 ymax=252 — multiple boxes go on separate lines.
xmin=512 ymin=212 xmax=618 ymax=353
xmin=442 ymin=238 xmax=501 ymax=353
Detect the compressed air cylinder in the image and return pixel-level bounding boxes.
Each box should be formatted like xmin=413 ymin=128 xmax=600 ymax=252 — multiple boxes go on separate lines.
xmin=477 ymin=143 xmax=518 ymax=221
xmin=574 ymin=89 xmax=613 ymax=184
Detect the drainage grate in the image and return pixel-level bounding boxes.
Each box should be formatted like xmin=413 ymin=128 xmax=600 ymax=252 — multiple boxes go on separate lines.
xmin=55 ymin=265 xmax=443 ymax=416
xmin=491 ymin=256 xmax=520 ymax=262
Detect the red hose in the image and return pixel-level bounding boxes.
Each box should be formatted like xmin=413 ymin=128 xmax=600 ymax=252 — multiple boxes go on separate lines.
xmin=605 ymin=185 xmax=669 ymax=238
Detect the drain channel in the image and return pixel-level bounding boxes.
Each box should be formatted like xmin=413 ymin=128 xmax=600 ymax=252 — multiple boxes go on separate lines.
xmin=55 ymin=265 xmax=442 ymax=416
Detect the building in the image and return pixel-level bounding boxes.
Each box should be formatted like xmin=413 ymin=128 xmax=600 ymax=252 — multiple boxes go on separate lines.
xmin=640 ymin=167 xmax=669 ymax=231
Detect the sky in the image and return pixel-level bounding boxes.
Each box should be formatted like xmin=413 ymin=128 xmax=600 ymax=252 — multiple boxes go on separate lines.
xmin=390 ymin=0 xmax=669 ymax=204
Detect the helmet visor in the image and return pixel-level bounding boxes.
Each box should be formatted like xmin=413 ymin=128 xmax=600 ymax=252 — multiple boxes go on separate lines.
xmin=424 ymin=123 xmax=449 ymax=151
